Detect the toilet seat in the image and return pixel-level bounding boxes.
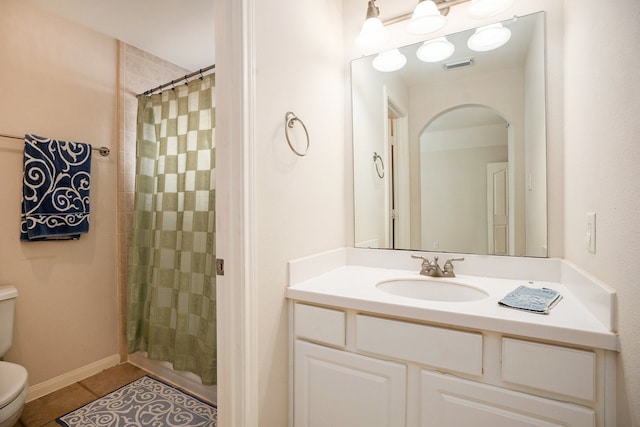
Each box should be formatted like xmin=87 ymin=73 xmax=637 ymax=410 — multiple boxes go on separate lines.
xmin=0 ymin=361 xmax=28 ymax=410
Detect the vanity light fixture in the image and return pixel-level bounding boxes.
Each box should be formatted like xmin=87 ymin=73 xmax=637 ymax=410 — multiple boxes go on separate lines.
xmin=467 ymin=0 xmax=515 ymax=19
xmin=356 ymin=0 xmax=515 ymax=70
xmin=372 ymin=48 xmax=408 ymax=72
xmin=467 ymin=23 xmax=511 ymax=51
xmin=407 ymin=0 xmax=447 ymax=35
xmin=416 ymin=37 xmax=455 ymax=62
xmin=355 ymin=0 xmax=390 ymax=51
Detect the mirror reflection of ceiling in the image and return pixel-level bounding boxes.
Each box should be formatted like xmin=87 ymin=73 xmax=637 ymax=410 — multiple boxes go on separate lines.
xmin=27 ymin=0 xmax=215 ymax=71
xmin=388 ymin=15 xmax=535 ymax=87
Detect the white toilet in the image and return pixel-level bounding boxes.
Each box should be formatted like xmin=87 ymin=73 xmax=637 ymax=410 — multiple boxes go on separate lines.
xmin=0 ymin=286 xmax=28 ymax=427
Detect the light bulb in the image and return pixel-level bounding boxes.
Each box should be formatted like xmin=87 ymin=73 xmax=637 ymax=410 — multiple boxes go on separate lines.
xmin=467 ymin=23 xmax=511 ymax=52
xmin=407 ymin=0 xmax=447 ymax=35
xmin=356 ymin=0 xmax=389 ymax=51
xmin=356 ymin=17 xmax=390 ymax=50
xmin=416 ymin=37 xmax=455 ymax=62
xmin=372 ymin=49 xmax=407 ymax=72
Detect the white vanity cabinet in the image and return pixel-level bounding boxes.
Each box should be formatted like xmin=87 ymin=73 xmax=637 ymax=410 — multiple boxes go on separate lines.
xmin=293 ymin=303 xmax=407 ymax=426
xmin=294 ymin=340 xmax=407 ymax=427
xmin=291 ymin=302 xmax=612 ymax=427
xmin=420 ymin=371 xmax=595 ymax=426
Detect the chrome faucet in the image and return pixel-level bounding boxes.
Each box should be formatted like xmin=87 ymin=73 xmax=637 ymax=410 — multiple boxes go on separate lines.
xmin=411 ymin=255 xmax=465 ymax=277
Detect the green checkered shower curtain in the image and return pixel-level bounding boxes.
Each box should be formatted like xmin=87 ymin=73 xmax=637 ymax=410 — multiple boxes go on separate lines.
xmin=127 ymin=74 xmax=216 ymax=385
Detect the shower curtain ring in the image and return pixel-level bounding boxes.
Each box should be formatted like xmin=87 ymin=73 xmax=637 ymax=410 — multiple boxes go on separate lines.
xmin=171 ymin=80 xmax=176 ymax=91
xmin=184 ymin=75 xmax=189 ymax=86
xmin=199 ymin=69 xmax=204 ymax=80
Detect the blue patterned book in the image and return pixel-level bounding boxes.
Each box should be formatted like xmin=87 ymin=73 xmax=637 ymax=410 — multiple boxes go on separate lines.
xmin=498 ymin=286 xmax=562 ymax=314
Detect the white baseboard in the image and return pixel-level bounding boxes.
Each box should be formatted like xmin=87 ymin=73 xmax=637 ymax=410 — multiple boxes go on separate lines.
xmin=26 ymin=354 xmax=120 ymax=402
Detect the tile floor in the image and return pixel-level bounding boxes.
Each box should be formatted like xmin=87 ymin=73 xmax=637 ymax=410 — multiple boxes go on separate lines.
xmin=17 ymin=363 xmax=149 ymax=427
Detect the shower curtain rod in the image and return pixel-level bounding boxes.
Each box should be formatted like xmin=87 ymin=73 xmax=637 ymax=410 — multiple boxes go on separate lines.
xmin=0 ymin=133 xmax=110 ymax=157
xmin=139 ymin=64 xmax=216 ymax=96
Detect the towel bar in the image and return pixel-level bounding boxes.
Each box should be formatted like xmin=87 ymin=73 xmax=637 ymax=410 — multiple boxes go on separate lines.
xmin=0 ymin=133 xmax=110 ymax=157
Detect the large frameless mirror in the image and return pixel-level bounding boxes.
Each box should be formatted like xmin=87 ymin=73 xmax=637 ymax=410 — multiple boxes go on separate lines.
xmin=352 ymin=11 xmax=547 ymax=257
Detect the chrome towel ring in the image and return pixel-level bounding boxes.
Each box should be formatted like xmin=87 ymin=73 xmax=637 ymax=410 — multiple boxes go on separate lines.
xmin=285 ymin=112 xmax=310 ymax=156
xmin=373 ymin=152 xmax=385 ymax=178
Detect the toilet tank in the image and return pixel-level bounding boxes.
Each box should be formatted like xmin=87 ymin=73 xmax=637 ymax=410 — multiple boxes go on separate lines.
xmin=0 ymin=286 xmax=18 ymax=357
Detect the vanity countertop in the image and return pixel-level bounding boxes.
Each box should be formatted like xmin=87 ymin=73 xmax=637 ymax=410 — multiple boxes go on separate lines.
xmin=286 ymin=263 xmax=618 ymax=351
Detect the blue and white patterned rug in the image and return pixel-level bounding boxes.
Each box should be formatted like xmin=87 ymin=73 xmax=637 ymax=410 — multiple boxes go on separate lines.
xmin=57 ymin=376 xmax=217 ymax=427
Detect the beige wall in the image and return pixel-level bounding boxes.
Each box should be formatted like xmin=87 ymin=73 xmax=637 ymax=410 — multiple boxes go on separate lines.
xmin=0 ymin=0 xmax=119 ymax=385
xmin=563 ymin=0 xmax=640 ymax=424
xmin=252 ymin=0 xmax=347 ymax=423
xmin=0 ymin=0 xmax=193 ymax=389
xmin=116 ymin=43 xmax=190 ymax=360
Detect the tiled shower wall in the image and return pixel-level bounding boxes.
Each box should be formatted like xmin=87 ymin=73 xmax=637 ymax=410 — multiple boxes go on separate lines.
xmin=117 ymin=42 xmax=190 ymax=360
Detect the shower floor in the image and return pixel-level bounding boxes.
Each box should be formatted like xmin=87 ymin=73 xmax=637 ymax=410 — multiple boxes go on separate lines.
xmin=128 ymin=351 xmax=217 ymax=405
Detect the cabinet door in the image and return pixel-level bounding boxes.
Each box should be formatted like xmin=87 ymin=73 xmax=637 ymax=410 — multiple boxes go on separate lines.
xmin=420 ymin=371 xmax=595 ymax=427
xmin=295 ymin=340 xmax=406 ymax=427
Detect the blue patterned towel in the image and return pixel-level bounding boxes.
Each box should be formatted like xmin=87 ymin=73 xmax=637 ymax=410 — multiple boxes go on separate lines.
xmin=498 ymin=286 xmax=562 ymax=314
xmin=20 ymin=134 xmax=92 ymax=241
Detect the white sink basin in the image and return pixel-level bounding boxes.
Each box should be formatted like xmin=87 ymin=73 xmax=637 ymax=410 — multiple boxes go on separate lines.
xmin=377 ymin=278 xmax=489 ymax=302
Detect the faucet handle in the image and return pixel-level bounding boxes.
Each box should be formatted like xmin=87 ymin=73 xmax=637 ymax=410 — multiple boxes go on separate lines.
xmin=443 ymin=257 xmax=465 ymax=277
xmin=411 ymin=254 xmax=430 ymax=263
xmin=411 ymin=254 xmax=431 ymax=275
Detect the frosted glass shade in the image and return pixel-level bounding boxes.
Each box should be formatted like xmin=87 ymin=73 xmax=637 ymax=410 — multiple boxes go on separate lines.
xmin=468 ymin=0 xmax=514 ymax=19
xmin=356 ymin=17 xmax=390 ymax=50
xmin=416 ymin=37 xmax=455 ymax=62
xmin=407 ymin=1 xmax=447 ymax=35
xmin=467 ymin=23 xmax=511 ymax=51
xmin=372 ymin=49 xmax=407 ymax=72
